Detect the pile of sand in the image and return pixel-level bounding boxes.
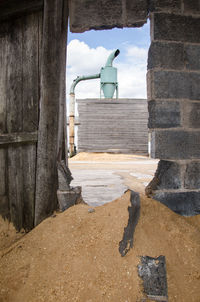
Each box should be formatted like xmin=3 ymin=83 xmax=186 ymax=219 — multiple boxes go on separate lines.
xmin=0 ymin=191 xmax=200 ymax=302
xmin=69 ymin=152 xmax=148 ymax=162
xmin=0 ymin=217 xmax=25 ymax=251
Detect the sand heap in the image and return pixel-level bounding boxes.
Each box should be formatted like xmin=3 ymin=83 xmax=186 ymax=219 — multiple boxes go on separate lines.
xmin=0 ymin=191 xmax=200 ymax=302
xmin=69 ymin=152 xmax=146 ymax=162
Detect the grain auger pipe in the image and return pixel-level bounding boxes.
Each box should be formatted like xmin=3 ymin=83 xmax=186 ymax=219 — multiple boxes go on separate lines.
xmin=69 ymin=74 xmax=100 ymax=157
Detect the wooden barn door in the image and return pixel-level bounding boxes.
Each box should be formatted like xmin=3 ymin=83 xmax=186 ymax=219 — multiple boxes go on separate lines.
xmin=0 ymin=12 xmax=42 ymax=231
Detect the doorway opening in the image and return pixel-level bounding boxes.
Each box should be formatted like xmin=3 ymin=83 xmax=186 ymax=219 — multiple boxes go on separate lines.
xmin=66 ymin=22 xmax=158 ymax=206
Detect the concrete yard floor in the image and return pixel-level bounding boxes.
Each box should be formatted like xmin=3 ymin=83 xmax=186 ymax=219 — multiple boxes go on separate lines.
xmin=69 ymin=153 xmax=158 ymax=206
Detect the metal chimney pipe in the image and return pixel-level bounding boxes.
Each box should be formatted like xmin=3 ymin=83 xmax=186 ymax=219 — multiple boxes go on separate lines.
xmin=105 ymin=49 xmax=120 ymax=67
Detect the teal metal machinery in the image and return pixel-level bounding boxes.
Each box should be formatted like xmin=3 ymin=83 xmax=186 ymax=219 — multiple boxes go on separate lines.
xmin=69 ymin=49 xmax=120 ymax=156
xmin=69 ymin=49 xmax=120 ymax=98
xmin=100 ymin=49 xmax=119 ymax=98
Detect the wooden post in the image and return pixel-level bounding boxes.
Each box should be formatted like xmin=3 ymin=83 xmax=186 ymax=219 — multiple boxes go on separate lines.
xmin=35 ymin=0 xmax=68 ymax=226
xmin=69 ymin=93 xmax=75 ymax=156
xmin=69 ymin=115 xmax=75 ymax=156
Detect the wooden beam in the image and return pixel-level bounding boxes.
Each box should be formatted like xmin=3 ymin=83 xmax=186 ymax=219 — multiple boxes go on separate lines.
xmin=0 ymin=0 xmax=43 ymax=22
xmin=67 ymin=117 xmax=80 ymax=125
xmin=35 ymin=0 xmax=68 ymax=226
xmin=0 ymin=132 xmax=38 ymax=145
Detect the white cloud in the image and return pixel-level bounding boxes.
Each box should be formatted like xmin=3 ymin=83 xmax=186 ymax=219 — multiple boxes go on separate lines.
xmin=66 ymin=39 xmax=148 ymax=102
xmin=67 ymin=39 xmax=111 ymax=75
xmin=126 ymin=45 xmax=148 ymax=60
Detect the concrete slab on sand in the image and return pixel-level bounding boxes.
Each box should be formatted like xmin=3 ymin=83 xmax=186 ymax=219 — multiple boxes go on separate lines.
xmin=69 ymin=153 xmax=158 ymax=206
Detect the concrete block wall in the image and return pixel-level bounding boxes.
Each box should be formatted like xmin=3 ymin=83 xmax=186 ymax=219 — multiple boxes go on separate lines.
xmin=147 ymin=1 xmax=200 ymax=215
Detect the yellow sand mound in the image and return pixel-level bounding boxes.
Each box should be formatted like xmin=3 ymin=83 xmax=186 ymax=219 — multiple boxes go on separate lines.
xmin=0 ymin=191 xmax=200 ymax=302
xmin=69 ymin=152 xmax=148 ymax=162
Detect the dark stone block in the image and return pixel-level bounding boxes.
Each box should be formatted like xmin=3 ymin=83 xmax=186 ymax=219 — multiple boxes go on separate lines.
xmin=138 ymin=255 xmax=168 ymax=299
xmin=149 ymin=0 xmax=181 ymax=12
xmin=148 ymin=100 xmax=181 ymax=128
xmin=69 ymin=0 xmax=148 ymax=33
xmin=183 ymin=0 xmax=200 ymax=14
xmin=185 ymin=44 xmax=200 ymax=71
xmin=153 ymin=71 xmax=200 ymax=100
xmin=69 ymin=0 xmax=122 ymax=32
xmin=151 ymin=130 xmax=200 ymax=159
xmin=185 ymin=102 xmax=200 ymax=128
xmin=152 ymin=191 xmax=200 ymax=216
xmin=153 ymin=13 xmax=200 ymax=43
xmin=145 ymin=160 xmax=181 ymax=197
xmin=147 ymin=70 xmax=154 ymax=100
xmin=126 ymin=0 xmax=148 ymax=26
xmin=190 ymin=73 xmax=200 ymax=100
xmin=148 ymin=41 xmax=184 ymax=70
xmin=184 ymin=162 xmax=200 ymax=189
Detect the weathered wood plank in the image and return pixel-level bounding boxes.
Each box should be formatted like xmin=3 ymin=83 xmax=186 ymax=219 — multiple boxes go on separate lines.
xmin=35 ymin=0 xmax=68 ymax=226
xmin=8 ymin=145 xmax=24 ymax=229
xmin=0 ymin=150 xmax=6 ymax=198
xmin=0 ymin=0 xmax=43 ymax=22
xmin=0 ymin=21 xmax=8 ymax=217
xmin=0 ymin=131 xmax=38 ymax=145
xmin=2 ymin=12 xmax=41 ymax=231
xmin=22 ymin=145 xmax=36 ymax=230
xmin=57 ymin=0 xmax=68 ymax=166
xmin=0 ymin=23 xmax=7 ymax=134
xmin=21 ymin=12 xmax=40 ymax=230
xmin=22 ymin=13 xmax=39 ymax=132
xmin=6 ymin=18 xmax=24 ymax=230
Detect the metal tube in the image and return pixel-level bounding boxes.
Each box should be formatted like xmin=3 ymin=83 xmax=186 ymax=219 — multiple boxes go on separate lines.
xmin=69 ymin=73 xmax=100 ymax=156
xmin=105 ymin=49 xmax=120 ymax=67
xmin=70 ymin=73 xmax=100 ymax=94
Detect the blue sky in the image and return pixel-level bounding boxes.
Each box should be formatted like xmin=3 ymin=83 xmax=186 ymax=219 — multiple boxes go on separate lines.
xmin=68 ymin=22 xmax=150 ymax=50
xmin=66 ymin=21 xmax=150 ymax=100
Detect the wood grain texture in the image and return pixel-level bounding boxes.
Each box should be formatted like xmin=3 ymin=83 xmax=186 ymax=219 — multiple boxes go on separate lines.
xmin=6 ymin=18 xmax=24 ymax=230
xmin=57 ymin=0 xmax=68 ymax=165
xmin=77 ymin=99 xmax=148 ymax=155
xmin=21 ymin=13 xmax=40 ymax=230
xmin=35 ymin=0 xmax=68 ymax=226
xmin=0 ymin=22 xmax=8 ymax=218
xmin=0 ymin=12 xmax=41 ymax=230
xmin=0 ymin=132 xmax=37 ymax=145
xmin=0 ymin=0 xmax=43 ymax=22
